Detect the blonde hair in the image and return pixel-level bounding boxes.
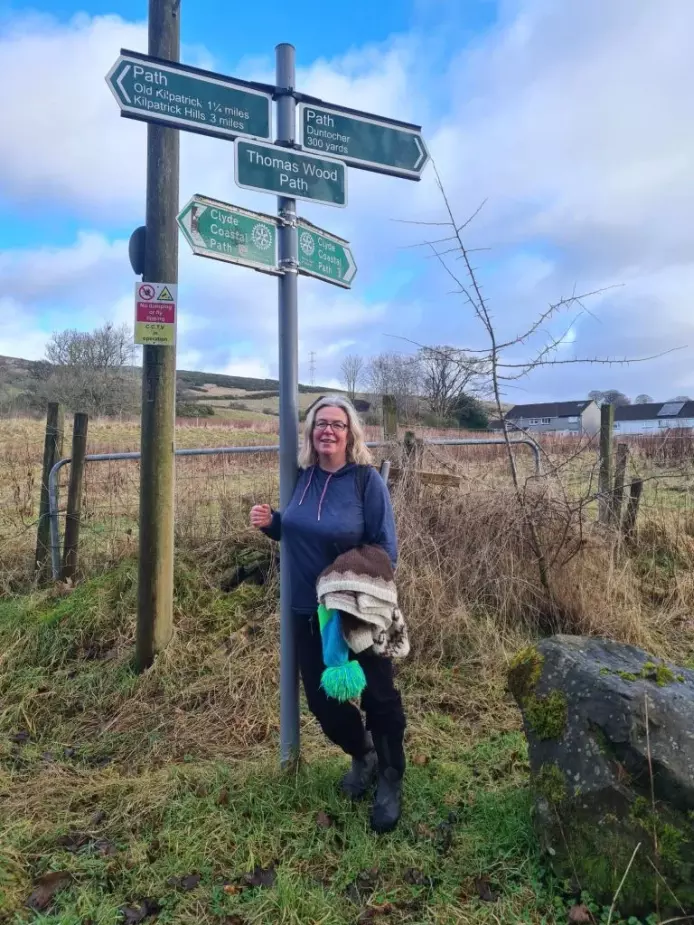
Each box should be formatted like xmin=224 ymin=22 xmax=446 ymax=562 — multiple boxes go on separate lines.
xmin=299 ymin=395 xmax=373 ymax=469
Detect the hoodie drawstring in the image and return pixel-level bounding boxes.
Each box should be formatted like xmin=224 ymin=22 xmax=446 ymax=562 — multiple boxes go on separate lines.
xmin=298 ymin=465 xmax=334 ymax=521
xmin=299 ymin=467 xmax=315 ymax=506
xmin=317 ymin=473 xmax=333 ymax=522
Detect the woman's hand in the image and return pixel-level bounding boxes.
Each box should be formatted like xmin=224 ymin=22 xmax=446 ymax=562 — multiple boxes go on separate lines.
xmin=250 ymin=504 xmax=273 ymax=530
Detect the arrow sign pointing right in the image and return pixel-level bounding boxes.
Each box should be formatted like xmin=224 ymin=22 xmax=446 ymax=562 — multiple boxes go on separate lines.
xmin=298 ymin=103 xmax=429 ymax=180
xmin=296 ymin=219 xmax=357 ymax=289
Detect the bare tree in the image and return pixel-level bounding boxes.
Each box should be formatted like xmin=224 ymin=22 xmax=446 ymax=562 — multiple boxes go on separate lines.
xmin=588 ymin=389 xmax=631 ymax=406
xmin=39 ymin=322 xmax=138 ymax=416
xmin=402 ymin=166 xmax=678 ymax=614
xmin=367 ymin=352 xmax=421 ymax=420
xmin=418 ymin=345 xmax=488 ymax=418
xmin=634 ymin=394 xmax=654 ymax=404
xmin=340 ymin=354 xmax=364 ymax=401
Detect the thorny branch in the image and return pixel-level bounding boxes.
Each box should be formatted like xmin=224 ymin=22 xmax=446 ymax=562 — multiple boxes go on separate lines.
xmin=410 ymin=161 xmax=682 ymax=614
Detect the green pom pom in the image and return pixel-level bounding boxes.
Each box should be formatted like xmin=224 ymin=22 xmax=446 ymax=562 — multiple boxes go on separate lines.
xmin=321 ymin=661 xmax=367 ymax=702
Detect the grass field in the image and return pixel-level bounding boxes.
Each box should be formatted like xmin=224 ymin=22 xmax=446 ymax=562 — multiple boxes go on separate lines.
xmin=2 ymin=417 xmax=694 ymax=923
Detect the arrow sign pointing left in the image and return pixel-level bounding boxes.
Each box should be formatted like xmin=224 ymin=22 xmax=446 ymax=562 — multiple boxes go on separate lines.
xmin=177 ymin=195 xmax=281 ymax=275
xmin=106 ymin=50 xmax=272 ymax=142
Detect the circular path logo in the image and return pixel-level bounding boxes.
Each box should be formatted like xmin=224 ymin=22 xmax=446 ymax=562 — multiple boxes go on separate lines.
xmin=251 ymin=224 xmax=273 ymax=250
xmin=299 ymin=232 xmax=315 ymax=257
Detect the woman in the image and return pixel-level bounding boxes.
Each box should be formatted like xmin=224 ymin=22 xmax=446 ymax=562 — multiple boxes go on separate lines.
xmin=250 ymin=395 xmax=406 ymax=833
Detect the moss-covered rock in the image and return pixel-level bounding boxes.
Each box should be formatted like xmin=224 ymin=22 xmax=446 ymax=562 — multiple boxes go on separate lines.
xmin=509 ymin=635 xmax=694 ymax=917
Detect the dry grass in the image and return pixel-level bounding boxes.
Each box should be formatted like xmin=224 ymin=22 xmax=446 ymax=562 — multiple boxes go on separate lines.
xmin=2 ymin=419 xmax=694 ymax=922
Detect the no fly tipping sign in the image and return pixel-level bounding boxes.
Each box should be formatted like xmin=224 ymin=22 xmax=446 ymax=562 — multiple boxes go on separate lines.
xmin=134 ymin=282 xmax=177 ymax=346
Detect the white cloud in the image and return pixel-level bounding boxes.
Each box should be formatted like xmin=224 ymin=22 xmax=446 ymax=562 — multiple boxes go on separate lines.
xmin=222 ymin=356 xmax=272 ymax=379
xmin=0 ymin=299 xmax=49 ymax=359
xmin=2 ymin=2 xmax=694 ymax=400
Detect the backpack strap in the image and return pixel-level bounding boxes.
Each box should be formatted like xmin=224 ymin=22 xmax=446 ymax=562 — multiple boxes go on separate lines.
xmin=355 ymin=464 xmax=370 ymax=504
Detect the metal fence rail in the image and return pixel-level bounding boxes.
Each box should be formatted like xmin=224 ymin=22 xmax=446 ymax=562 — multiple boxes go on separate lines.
xmin=48 ymin=436 xmax=542 ymax=580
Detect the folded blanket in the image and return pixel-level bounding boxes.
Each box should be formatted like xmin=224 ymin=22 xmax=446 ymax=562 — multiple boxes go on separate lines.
xmin=317 ymin=545 xmax=410 ymax=660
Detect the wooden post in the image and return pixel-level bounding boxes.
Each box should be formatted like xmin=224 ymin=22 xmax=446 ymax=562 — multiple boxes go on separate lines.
xmin=382 ymin=394 xmax=397 ymax=441
xmin=403 ymin=430 xmax=424 ymax=467
xmin=61 ymin=412 xmax=89 ymax=582
xmin=35 ymin=402 xmax=64 ymax=585
xmin=622 ymin=478 xmax=643 ymax=541
xmin=136 ymin=0 xmax=180 ymax=672
xmin=598 ymin=403 xmax=614 ymax=524
xmin=610 ymin=442 xmax=629 ymax=528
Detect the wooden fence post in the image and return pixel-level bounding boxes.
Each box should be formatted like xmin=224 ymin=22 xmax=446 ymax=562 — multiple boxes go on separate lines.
xmin=382 ymin=395 xmax=398 ymax=441
xmin=622 ymin=478 xmax=644 ymax=542
xmin=61 ymin=412 xmax=89 ymax=583
xmin=35 ymin=402 xmax=64 ymax=584
xmin=610 ymin=442 xmax=630 ymax=528
xmin=598 ymin=403 xmax=614 ymax=524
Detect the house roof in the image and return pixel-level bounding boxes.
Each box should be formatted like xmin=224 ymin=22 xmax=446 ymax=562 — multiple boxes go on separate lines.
xmin=505 ymin=400 xmax=593 ymax=420
xmin=615 ymin=401 xmax=694 ymax=422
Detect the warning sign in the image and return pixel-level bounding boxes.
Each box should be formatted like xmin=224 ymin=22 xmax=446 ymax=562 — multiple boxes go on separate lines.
xmin=134 ymin=281 xmax=177 ymax=347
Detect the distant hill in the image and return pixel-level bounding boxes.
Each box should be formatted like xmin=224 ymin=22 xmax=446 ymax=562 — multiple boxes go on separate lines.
xmin=177 ymin=368 xmax=330 ymax=395
xmin=0 ymin=354 xmax=339 ymax=418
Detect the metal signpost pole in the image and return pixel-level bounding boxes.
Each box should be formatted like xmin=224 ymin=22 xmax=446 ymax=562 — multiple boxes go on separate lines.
xmin=136 ymin=0 xmax=180 ymax=671
xmin=275 ymin=43 xmax=301 ymax=766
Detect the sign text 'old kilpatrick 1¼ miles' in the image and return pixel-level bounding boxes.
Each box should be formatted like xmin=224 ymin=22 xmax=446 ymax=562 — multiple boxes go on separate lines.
xmin=106 ymin=49 xmax=272 ymax=141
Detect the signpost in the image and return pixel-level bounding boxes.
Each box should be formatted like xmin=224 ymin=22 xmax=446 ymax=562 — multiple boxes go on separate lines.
xmin=107 ymin=50 xmax=272 ymax=141
xmin=235 ymin=139 xmax=347 ymax=206
xmin=177 ymin=195 xmax=280 ymax=274
xmin=297 ymin=219 xmax=357 ymax=288
xmin=298 ymin=103 xmax=428 ymax=179
xmin=108 ymin=22 xmax=428 ymax=763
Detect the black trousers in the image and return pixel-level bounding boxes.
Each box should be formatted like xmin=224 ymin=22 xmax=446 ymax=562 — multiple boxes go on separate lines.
xmin=294 ymin=611 xmax=406 ymax=774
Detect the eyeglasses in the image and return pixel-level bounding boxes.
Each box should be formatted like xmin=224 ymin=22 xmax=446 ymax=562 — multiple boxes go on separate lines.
xmin=315 ymin=420 xmax=348 ymax=432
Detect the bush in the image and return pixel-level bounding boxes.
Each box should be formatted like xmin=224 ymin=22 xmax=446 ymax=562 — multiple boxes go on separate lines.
xmin=453 ymin=394 xmax=489 ymax=430
xmin=177 ymin=402 xmax=214 ymax=418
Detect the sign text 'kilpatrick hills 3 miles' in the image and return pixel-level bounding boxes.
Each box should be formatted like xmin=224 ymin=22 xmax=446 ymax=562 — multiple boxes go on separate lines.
xmin=234 ymin=139 xmax=347 ymax=207
xmin=298 ymin=103 xmax=428 ymax=179
xmin=106 ymin=50 xmax=272 ymax=141
xmin=177 ymin=195 xmax=280 ymax=275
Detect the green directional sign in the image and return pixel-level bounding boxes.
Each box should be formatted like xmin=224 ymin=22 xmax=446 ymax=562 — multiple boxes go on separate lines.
xmin=234 ymin=140 xmax=347 ymax=207
xmin=298 ymin=103 xmax=428 ymax=180
xmin=106 ymin=50 xmax=271 ymax=141
xmin=177 ymin=195 xmax=280 ymax=274
xmin=296 ymin=220 xmax=357 ymax=289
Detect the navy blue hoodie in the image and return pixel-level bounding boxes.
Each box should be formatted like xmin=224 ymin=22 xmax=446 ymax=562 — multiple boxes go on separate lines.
xmin=263 ymin=463 xmax=397 ymax=614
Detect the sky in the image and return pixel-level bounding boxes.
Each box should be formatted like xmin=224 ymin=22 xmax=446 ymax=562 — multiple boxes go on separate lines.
xmin=1 ymin=0 xmax=693 ymax=402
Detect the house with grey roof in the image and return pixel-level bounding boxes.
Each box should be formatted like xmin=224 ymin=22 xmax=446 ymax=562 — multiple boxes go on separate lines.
xmin=614 ymin=401 xmax=694 ymax=435
xmin=492 ymin=400 xmax=600 ymax=435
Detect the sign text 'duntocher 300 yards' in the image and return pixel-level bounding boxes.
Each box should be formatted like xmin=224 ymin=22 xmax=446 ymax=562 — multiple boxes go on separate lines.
xmin=177 ymin=195 xmax=280 ymax=274
xmin=234 ymin=139 xmax=347 ymax=207
xmin=298 ymin=103 xmax=428 ymax=179
xmin=106 ymin=50 xmax=272 ymax=141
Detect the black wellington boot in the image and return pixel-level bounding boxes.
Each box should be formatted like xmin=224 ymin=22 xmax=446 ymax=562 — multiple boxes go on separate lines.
xmin=370 ymin=732 xmax=405 ymax=833
xmin=341 ymin=731 xmax=378 ymax=800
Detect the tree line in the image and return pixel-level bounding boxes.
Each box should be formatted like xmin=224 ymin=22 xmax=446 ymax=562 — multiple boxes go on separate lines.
xmin=588 ymin=390 xmax=690 ymax=407
xmin=340 ymin=347 xmax=490 ymax=429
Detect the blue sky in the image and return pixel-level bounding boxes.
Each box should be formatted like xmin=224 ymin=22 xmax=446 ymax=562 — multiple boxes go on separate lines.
xmin=1 ymin=0 xmax=693 ymax=399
